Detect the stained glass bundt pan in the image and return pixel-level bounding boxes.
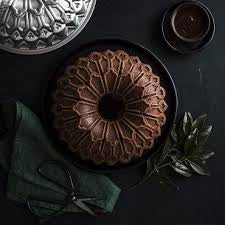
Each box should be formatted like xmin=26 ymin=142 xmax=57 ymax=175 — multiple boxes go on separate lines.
xmin=0 ymin=0 xmax=96 ymax=54
xmin=46 ymin=39 xmax=178 ymax=171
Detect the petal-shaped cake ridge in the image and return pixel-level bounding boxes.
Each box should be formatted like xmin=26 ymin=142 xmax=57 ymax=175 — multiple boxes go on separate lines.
xmin=104 ymin=70 xmax=118 ymax=93
xmin=90 ymin=74 xmax=105 ymax=96
xmin=91 ymin=119 xmax=107 ymax=142
xmin=50 ymin=50 xmax=168 ymax=166
xmin=73 ymin=101 xmax=96 ymax=116
xmin=78 ymin=112 xmax=100 ymax=130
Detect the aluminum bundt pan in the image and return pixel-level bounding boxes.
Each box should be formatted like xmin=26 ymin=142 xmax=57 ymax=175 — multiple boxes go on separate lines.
xmin=0 ymin=0 xmax=96 ymax=54
xmin=43 ymin=39 xmax=178 ymax=173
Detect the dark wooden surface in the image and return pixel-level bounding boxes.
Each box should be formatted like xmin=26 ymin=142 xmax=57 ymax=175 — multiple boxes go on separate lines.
xmin=0 ymin=0 xmax=224 ymax=224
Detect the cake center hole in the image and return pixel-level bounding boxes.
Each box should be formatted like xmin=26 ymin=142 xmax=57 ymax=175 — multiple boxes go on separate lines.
xmin=98 ymin=94 xmax=125 ymax=121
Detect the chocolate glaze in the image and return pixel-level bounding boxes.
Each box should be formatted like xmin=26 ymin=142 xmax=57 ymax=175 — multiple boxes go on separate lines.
xmin=174 ymin=4 xmax=209 ymax=40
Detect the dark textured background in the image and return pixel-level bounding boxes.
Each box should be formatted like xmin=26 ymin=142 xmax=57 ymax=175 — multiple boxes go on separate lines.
xmin=0 ymin=0 xmax=224 ymax=224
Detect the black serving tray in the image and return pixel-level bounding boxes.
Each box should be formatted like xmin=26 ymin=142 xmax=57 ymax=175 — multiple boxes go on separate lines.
xmin=43 ymin=38 xmax=178 ymax=174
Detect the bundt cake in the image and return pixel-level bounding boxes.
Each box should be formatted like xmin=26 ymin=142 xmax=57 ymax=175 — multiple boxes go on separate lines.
xmin=50 ymin=50 xmax=168 ymax=166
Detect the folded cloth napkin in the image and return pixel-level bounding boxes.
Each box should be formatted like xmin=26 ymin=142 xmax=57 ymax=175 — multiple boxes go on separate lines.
xmin=0 ymin=100 xmax=120 ymax=218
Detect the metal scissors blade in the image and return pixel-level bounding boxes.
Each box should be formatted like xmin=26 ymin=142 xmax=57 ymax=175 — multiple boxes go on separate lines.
xmin=73 ymin=199 xmax=96 ymax=216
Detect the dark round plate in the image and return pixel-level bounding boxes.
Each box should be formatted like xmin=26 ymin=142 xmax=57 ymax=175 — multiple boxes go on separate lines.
xmin=162 ymin=1 xmax=215 ymax=55
xmin=43 ymin=38 xmax=178 ymax=174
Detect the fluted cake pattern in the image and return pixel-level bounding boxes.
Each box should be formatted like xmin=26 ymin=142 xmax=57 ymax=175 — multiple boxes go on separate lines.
xmin=51 ymin=50 xmax=168 ymax=166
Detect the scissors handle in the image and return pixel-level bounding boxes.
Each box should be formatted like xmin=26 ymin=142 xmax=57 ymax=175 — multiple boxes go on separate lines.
xmin=28 ymin=160 xmax=97 ymax=218
xmin=38 ymin=161 xmax=77 ymax=192
xmin=27 ymin=196 xmax=67 ymax=219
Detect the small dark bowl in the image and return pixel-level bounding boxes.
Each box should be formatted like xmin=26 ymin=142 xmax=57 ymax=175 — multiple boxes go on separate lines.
xmin=171 ymin=1 xmax=211 ymax=44
xmin=162 ymin=1 xmax=215 ymax=55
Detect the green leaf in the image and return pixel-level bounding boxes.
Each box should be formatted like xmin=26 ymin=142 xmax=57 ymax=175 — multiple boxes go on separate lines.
xmin=198 ymin=126 xmax=212 ymax=145
xmin=132 ymin=112 xmax=213 ymax=191
xmin=182 ymin=113 xmax=188 ymax=133
xmin=187 ymin=159 xmax=210 ymax=176
xmin=192 ymin=114 xmax=207 ymax=130
xmin=184 ymin=129 xmax=198 ymax=155
xmin=171 ymin=162 xmax=192 ymax=178
xmin=200 ymin=152 xmax=214 ymax=160
xmin=171 ymin=156 xmax=192 ymax=177
xmin=183 ymin=112 xmax=193 ymax=135
xmin=171 ymin=148 xmax=183 ymax=159
xmin=171 ymin=125 xmax=178 ymax=143
xmin=187 ymin=112 xmax=193 ymax=124
xmin=200 ymin=126 xmax=212 ymax=136
xmin=188 ymin=151 xmax=214 ymax=161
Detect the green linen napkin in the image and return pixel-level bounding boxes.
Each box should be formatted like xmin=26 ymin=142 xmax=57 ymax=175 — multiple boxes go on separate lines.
xmin=0 ymin=100 xmax=120 ymax=217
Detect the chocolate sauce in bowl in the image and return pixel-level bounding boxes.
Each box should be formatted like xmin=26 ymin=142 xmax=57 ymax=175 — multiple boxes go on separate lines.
xmin=172 ymin=3 xmax=210 ymax=42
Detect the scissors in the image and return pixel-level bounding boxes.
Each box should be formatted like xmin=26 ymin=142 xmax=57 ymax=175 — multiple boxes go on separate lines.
xmin=27 ymin=161 xmax=97 ymax=219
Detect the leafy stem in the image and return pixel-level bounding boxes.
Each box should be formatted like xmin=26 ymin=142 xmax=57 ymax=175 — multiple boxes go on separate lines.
xmin=129 ymin=113 xmax=214 ymax=191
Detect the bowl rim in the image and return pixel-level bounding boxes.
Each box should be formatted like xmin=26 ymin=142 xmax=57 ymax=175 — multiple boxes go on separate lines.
xmin=170 ymin=1 xmax=211 ymax=43
xmin=162 ymin=1 xmax=216 ymax=55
